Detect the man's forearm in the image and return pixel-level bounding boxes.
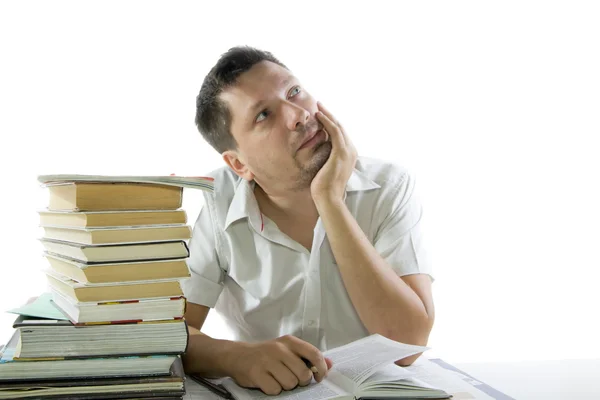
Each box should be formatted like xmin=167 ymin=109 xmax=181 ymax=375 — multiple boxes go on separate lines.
xmin=316 ymin=198 xmax=433 ymax=345
xmin=182 ymin=327 xmax=244 ymax=377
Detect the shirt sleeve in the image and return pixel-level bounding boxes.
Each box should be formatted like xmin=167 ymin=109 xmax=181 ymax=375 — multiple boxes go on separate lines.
xmin=181 ymin=200 xmax=225 ymax=307
xmin=373 ymin=171 xmax=434 ymax=280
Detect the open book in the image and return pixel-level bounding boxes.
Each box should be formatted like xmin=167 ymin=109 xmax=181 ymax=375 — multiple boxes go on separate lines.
xmin=212 ymin=334 xmax=451 ymax=399
xmin=38 ymin=173 xmax=215 ymax=191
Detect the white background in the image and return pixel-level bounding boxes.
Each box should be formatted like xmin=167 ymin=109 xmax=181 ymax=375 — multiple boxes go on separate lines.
xmin=1 ymin=1 xmax=598 ymax=364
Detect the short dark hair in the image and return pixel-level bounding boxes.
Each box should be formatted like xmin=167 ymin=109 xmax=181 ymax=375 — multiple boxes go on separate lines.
xmin=195 ymin=46 xmax=288 ymax=153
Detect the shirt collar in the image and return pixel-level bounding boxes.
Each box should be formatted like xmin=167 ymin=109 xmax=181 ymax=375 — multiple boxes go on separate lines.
xmin=345 ymin=164 xmax=381 ymax=192
xmin=224 ymin=179 xmax=264 ymax=231
xmin=223 ymin=165 xmax=380 ymax=231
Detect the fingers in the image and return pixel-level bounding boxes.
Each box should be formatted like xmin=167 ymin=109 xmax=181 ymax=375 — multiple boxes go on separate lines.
xmin=254 ymin=372 xmax=284 ymax=396
xmin=256 ymin=355 xmax=310 ymax=394
xmin=281 ymin=353 xmax=314 ymax=387
xmin=325 ymin=357 xmax=334 ymax=370
xmin=245 ymin=336 xmax=332 ymax=395
xmin=283 ymin=336 xmax=329 ymax=382
xmin=316 ymin=101 xmax=356 ymax=157
xmin=269 ymin=361 xmax=301 ymax=391
xmin=316 ymin=101 xmax=358 ymax=164
xmin=316 ymin=109 xmax=345 ymax=150
xmin=317 ymin=101 xmax=341 ymax=127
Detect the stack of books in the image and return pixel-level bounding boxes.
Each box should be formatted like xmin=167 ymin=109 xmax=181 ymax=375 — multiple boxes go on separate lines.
xmin=0 ymin=174 xmax=214 ymax=400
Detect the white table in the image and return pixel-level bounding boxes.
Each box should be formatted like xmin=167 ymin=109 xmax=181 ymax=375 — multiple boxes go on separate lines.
xmin=454 ymin=358 xmax=600 ymax=400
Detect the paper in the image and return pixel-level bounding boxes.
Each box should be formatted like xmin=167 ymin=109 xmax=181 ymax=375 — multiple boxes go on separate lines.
xmin=324 ymin=334 xmax=426 ymax=385
xmin=429 ymin=359 xmax=516 ymax=400
xmin=6 ymin=293 xmax=68 ymax=320
xmin=184 ymin=377 xmax=225 ymax=400
xmin=405 ymin=358 xmax=496 ymax=400
xmin=360 ymin=363 xmax=416 ymax=385
xmin=38 ymin=174 xmax=215 ymax=191
xmin=223 ymin=379 xmax=346 ymax=400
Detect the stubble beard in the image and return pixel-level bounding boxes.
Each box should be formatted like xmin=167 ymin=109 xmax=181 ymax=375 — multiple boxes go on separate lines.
xmin=294 ymin=140 xmax=333 ymax=190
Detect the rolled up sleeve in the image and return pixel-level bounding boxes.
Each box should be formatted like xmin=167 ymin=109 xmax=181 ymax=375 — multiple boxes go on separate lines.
xmin=373 ymin=172 xmax=434 ymax=280
xmin=181 ymin=202 xmax=225 ymax=307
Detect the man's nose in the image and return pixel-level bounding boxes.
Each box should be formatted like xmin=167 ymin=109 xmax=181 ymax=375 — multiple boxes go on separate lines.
xmin=281 ymin=101 xmax=310 ymax=132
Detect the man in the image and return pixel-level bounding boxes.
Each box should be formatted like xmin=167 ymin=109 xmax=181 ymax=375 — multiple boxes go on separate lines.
xmin=182 ymin=46 xmax=435 ymax=395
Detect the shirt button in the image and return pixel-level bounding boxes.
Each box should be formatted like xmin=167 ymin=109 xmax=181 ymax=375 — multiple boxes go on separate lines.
xmin=308 ymin=320 xmax=316 ymax=326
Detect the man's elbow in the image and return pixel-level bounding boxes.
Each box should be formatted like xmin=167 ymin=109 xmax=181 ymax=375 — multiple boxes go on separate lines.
xmin=395 ymin=352 xmax=423 ymax=367
xmin=390 ymin=315 xmax=434 ymax=366
xmin=390 ymin=312 xmax=434 ymax=344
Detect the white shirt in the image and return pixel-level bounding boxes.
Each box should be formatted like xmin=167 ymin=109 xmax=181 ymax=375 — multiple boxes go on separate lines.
xmin=182 ymin=157 xmax=433 ymax=351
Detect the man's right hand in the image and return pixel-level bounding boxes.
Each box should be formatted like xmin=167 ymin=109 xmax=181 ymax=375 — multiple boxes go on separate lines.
xmin=225 ymin=335 xmax=333 ymax=395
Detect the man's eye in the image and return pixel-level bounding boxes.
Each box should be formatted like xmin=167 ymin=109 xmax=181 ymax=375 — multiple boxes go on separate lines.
xmin=256 ymin=110 xmax=269 ymax=123
xmin=289 ymin=86 xmax=301 ymax=97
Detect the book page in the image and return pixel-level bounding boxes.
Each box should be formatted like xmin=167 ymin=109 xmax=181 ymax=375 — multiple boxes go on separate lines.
xmin=360 ymin=363 xmax=416 ymax=385
xmin=38 ymin=174 xmax=214 ymax=191
xmin=221 ymin=377 xmax=351 ymax=400
xmin=323 ymin=334 xmax=427 ymax=387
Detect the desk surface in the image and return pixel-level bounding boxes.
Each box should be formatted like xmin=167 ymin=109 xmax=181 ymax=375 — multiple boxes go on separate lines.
xmin=454 ymin=358 xmax=600 ymax=400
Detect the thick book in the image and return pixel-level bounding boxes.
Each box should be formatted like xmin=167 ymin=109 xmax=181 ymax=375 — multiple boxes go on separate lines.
xmin=50 ymin=290 xmax=186 ymax=324
xmin=39 ymin=209 xmax=188 ymax=228
xmin=12 ymin=315 xmax=188 ymax=359
xmin=38 ymin=173 xmax=214 ymax=191
xmin=44 ymin=253 xmax=191 ymax=284
xmin=0 ymin=331 xmax=179 ymax=381
xmin=42 ymin=224 xmax=192 ymax=245
xmin=39 ymin=238 xmax=190 ymax=263
xmin=0 ymin=353 xmax=185 ymax=399
xmin=44 ymin=182 xmax=184 ymax=211
xmin=46 ymin=270 xmax=184 ymax=302
xmin=207 ymin=334 xmax=451 ymax=399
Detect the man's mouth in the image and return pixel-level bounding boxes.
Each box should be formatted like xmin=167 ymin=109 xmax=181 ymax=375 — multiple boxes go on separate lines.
xmin=298 ymin=129 xmax=324 ymax=150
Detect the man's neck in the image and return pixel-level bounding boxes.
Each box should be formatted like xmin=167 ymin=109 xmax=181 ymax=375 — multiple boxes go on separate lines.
xmin=254 ymin=183 xmax=319 ymax=223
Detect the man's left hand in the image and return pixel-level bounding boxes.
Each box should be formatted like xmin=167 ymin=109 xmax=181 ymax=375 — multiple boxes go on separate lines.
xmin=311 ymin=102 xmax=358 ymax=205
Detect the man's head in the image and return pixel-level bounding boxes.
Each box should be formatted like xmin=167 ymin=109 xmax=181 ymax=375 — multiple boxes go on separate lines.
xmin=195 ymin=46 xmax=331 ymax=191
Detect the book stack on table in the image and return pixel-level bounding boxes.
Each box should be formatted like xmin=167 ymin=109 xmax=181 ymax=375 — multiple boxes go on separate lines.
xmin=0 ymin=174 xmax=214 ymax=400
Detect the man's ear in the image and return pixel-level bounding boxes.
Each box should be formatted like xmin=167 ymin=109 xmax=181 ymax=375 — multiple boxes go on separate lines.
xmin=222 ymin=150 xmax=255 ymax=181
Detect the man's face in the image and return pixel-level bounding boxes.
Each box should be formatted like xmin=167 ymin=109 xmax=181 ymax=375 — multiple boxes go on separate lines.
xmin=220 ymin=61 xmax=331 ymax=190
